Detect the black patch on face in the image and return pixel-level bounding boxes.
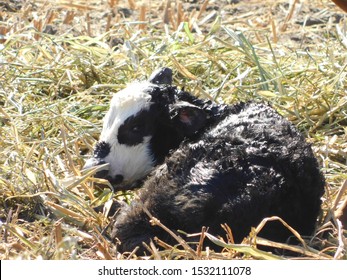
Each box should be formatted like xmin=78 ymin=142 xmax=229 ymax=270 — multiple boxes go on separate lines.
xmin=117 ymin=109 xmax=156 ymax=146
xmin=145 ymin=84 xmax=176 ymax=106
xmin=94 ymin=141 xmax=111 ymax=158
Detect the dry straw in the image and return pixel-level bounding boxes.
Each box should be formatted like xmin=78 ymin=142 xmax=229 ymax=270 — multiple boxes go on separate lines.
xmin=0 ymin=0 xmax=346 ymax=259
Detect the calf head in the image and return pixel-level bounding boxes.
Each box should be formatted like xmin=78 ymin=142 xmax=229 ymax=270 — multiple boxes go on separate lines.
xmin=83 ymin=68 xmax=207 ymax=188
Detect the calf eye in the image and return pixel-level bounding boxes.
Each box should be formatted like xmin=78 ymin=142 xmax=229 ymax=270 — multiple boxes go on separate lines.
xmin=131 ymin=125 xmax=141 ymax=133
xmin=117 ymin=110 xmax=154 ymax=146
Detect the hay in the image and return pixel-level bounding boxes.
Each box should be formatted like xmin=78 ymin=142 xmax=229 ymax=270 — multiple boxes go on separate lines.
xmin=0 ymin=0 xmax=346 ymax=259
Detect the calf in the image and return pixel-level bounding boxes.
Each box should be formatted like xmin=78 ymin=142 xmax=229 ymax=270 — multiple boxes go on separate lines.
xmin=84 ymin=68 xmax=325 ymax=253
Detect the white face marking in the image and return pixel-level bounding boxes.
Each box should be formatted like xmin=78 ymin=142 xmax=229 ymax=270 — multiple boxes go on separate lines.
xmin=99 ymin=81 xmax=155 ymax=182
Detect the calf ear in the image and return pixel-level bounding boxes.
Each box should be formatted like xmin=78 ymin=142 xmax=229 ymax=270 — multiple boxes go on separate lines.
xmin=148 ymin=67 xmax=173 ymax=85
xmin=170 ymin=101 xmax=207 ymax=137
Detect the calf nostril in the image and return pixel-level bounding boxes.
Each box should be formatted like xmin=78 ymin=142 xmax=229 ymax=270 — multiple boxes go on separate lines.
xmin=108 ymin=175 xmax=124 ymax=184
xmin=115 ymin=175 xmax=124 ymax=183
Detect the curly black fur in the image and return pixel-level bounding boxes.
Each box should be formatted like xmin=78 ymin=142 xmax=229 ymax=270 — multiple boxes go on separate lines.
xmin=111 ymin=100 xmax=325 ymax=253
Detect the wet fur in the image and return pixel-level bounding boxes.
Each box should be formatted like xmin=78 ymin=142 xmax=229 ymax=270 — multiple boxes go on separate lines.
xmin=111 ymin=92 xmax=325 ymax=253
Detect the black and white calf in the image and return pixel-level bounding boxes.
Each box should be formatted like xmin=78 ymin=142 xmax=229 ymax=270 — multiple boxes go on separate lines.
xmin=84 ymin=68 xmax=325 ymax=253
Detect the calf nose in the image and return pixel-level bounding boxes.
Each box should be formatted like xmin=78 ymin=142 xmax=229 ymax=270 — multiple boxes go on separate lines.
xmin=108 ymin=174 xmax=124 ymax=184
xmin=83 ymin=158 xmax=124 ymax=184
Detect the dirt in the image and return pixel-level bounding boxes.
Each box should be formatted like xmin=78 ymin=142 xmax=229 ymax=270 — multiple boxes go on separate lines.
xmin=0 ymin=0 xmax=345 ymax=48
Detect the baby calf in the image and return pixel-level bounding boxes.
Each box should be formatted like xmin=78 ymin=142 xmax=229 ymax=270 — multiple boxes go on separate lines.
xmin=84 ymin=68 xmax=325 ymax=253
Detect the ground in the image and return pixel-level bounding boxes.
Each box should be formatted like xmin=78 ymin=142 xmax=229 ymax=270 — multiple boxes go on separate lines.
xmin=0 ymin=0 xmax=346 ymax=260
